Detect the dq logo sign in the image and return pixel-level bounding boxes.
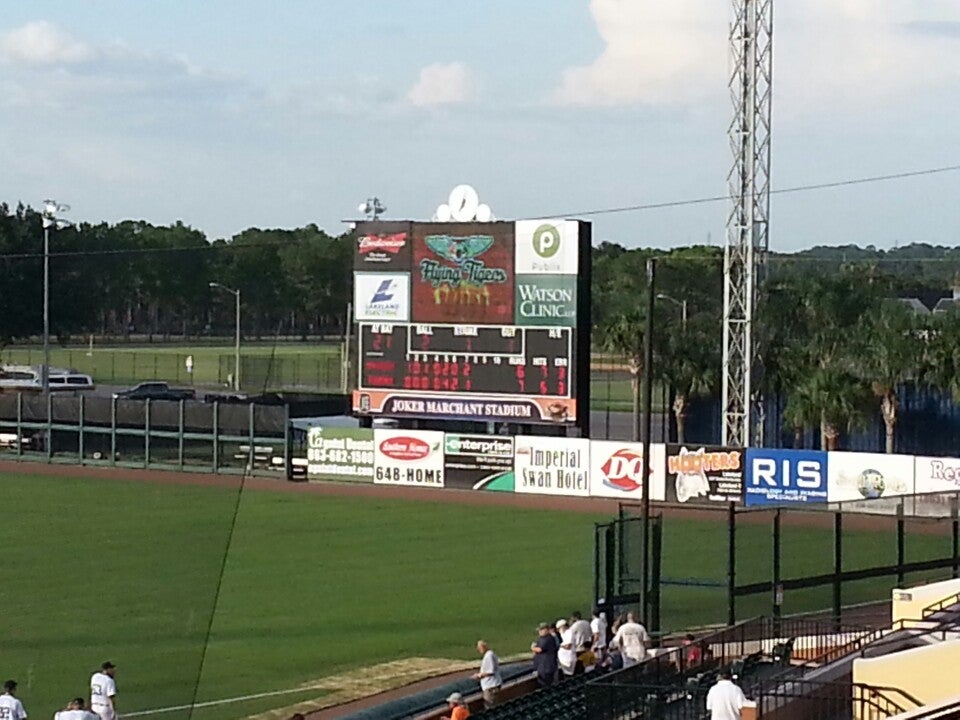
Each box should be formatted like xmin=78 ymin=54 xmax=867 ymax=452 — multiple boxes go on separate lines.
xmin=379 ymin=437 xmax=432 ymax=461
xmin=745 ymin=449 xmax=827 ymax=505
xmin=532 ymin=224 xmax=561 ymax=258
xmin=600 ymin=449 xmax=649 ymax=493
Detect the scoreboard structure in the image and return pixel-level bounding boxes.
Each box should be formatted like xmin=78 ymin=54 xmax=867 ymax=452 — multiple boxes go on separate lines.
xmin=351 ymin=217 xmax=591 ymax=434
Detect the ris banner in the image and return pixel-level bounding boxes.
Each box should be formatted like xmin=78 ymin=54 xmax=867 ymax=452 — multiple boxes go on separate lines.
xmin=745 ymin=448 xmax=828 ymax=506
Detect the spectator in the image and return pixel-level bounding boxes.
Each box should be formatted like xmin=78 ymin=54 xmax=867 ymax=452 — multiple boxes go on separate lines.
xmin=706 ymin=670 xmax=746 ymax=720
xmin=90 ymin=662 xmax=117 ymax=720
xmin=531 ymin=622 xmax=559 ymax=688
xmin=55 ymin=698 xmax=99 ymax=720
xmin=683 ymin=633 xmax=703 ymax=667
xmin=441 ymin=692 xmax=470 ymax=720
xmin=0 ymin=680 xmax=27 ymax=720
xmin=591 ymin=608 xmax=609 ymax=665
xmin=473 ymin=641 xmax=501 ymax=709
xmin=610 ymin=612 xmax=650 ymax=668
xmin=569 ymin=611 xmax=593 ymax=651
xmin=555 ymin=619 xmax=577 ymax=678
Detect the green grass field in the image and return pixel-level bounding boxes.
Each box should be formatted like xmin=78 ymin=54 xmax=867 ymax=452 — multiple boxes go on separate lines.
xmin=2 ymin=470 xmax=947 ymax=720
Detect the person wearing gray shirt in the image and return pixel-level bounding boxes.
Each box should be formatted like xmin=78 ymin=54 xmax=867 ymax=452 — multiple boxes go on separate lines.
xmin=473 ymin=640 xmax=502 ymax=708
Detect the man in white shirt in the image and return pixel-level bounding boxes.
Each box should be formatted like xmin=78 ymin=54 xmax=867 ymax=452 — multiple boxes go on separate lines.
xmin=55 ymin=698 xmax=99 ymax=720
xmin=569 ymin=611 xmax=593 ymax=651
xmin=555 ymin=619 xmax=578 ymax=677
xmin=0 ymin=680 xmax=27 ymax=720
xmin=706 ymin=670 xmax=747 ymax=720
xmin=591 ymin=608 xmax=609 ymax=664
xmin=90 ymin=662 xmax=117 ymax=720
xmin=610 ymin=612 xmax=650 ymax=668
xmin=473 ymin=641 xmax=501 ymax=709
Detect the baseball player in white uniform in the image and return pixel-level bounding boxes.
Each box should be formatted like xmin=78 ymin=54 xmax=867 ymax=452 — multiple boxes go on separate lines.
xmin=89 ymin=663 xmax=117 ymax=720
xmin=0 ymin=680 xmax=28 ymax=720
xmin=54 ymin=698 xmax=99 ymax=720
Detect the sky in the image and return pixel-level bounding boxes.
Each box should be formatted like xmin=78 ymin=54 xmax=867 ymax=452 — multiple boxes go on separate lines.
xmin=1 ymin=0 xmax=958 ymax=251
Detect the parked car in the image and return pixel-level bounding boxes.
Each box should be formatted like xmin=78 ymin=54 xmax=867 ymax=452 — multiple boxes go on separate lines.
xmin=112 ymin=382 xmax=196 ymax=401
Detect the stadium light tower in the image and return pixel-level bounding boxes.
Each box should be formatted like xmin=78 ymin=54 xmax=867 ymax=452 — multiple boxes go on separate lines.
xmin=209 ymin=282 xmax=241 ymax=391
xmin=41 ymin=199 xmax=72 ymax=395
xmin=722 ymin=0 xmax=773 ymax=447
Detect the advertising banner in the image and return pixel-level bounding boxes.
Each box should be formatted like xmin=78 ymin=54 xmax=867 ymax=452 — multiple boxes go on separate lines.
xmin=514 ymin=220 xmax=580 ymax=274
xmin=826 ymin=451 xmax=914 ymax=503
xmin=353 ymin=221 xmax=413 ymax=270
xmin=411 ymin=222 xmax=515 ymax=324
xmin=352 ymin=389 xmax=578 ymax=424
xmin=914 ymin=456 xmax=960 ymax=495
xmin=306 ymin=427 xmax=375 ymax=482
xmin=745 ymin=448 xmax=828 ymax=506
xmin=588 ymin=441 xmax=666 ymax=501
xmin=664 ymin=445 xmax=744 ymax=504
xmin=514 ymin=275 xmax=577 ymax=326
xmin=354 ymin=272 xmax=411 ymax=323
xmin=443 ymin=434 xmax=514 ymax=491
xmin=373 ymin=429 xmax=444 ymax=487
xmin=514 ymin=436 xmax=590 ymax=497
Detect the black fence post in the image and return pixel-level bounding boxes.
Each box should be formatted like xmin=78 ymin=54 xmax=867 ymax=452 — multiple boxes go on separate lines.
xmin=833 ymin=511 xmax=843 ymax=628
xmin=897 ymin=503 xmax=906 ymax=587
xmin=773 ymin=509 xmax=782 ymax=629
xmin=650 ymin=514 xmax=662 ymax=641
xmin=46 ymin=392 xmax=53 ymax=462
xmin=247 ymin=402 xmax=255 ymax=474
xmin=16 ymin=393 xmax=22 ymax=460
xmin=727 ymin=502 xmax=736 ymax=626
xmin=212 ymin=401 xmax=220 ymax=473
xmin=178 ymin=399 xmax=185 ymax=470
xmin=284 ymin=403 xmax=292 ymax=480
xmin=78 ymin=395 xmax=85 ymax=464
xmin=604 ymin=525 xmax=616 ymax=610
xmin=952 ymin=496 xmax=959 ymax=579
xmin=144 ymin=398 xmax=151 ymax=468
xmin=110 ymin=396 xmax=117 ymax=466
xmin=594 ymin=524 xmax=602 ymax=608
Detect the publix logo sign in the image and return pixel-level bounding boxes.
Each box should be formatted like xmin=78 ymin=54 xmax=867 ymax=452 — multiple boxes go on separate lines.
xmin=532 ymin=224 xmax=561 ymax=258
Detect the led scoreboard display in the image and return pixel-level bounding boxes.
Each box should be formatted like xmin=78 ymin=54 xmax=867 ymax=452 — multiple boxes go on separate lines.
xmin=352 ymin=216 xmax=590 ymax=427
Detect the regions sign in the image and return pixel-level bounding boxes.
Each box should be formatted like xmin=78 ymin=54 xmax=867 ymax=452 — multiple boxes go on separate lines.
xmin=664 ymin=445 xmax=744 ymax=504
xmin=588 ymin=441 xmax=666 ymax=500
xmin=745 ymin=448 xmax=828 ymax=506
xmin=514 ymin=436 xmax=590 ymax=497
xmin=914 ymin=456 xmax=960 ymax=495
xmin=443 ymin=434 xmax=514 ymax=491
xmin=306 ymin=427 xmax=375 ymax=482
xmin=826 ymin=451 xmax=914 ymax=503
xmin=411 ymin=222 xmax=514 ymax=324
xmin=514 ymin=275 xmax=577 ymax=326
xmin=514 ymin=220 xmax=580 ymax=274
xmin=354 ymin=272 xmax=410 ymax=322
xmin=353 ymin=221 xmax=413 ymax=270
xmin=373 ymin=429 xmax=444 ymax=487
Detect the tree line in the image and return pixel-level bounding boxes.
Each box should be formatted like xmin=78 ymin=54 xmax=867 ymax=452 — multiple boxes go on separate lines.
xmin=3 ymin=201 xmax=960 ymax=450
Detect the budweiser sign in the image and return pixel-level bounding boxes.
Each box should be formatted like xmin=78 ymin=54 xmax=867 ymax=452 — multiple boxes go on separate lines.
xmin=359 ymin=233 xmax=406 ymax=255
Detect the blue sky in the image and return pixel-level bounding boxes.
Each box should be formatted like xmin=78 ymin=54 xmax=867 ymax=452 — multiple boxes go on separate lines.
xmin=1 ymin=0 xmax=958 ymax=250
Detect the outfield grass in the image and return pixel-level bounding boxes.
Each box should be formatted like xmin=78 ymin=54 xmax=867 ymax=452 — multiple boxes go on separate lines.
xmin=2 ymin=471 xmax=947 ymax=720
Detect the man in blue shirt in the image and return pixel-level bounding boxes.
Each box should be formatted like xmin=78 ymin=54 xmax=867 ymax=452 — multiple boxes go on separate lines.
xmin=531 ymin=623 xmax=559 ymax=687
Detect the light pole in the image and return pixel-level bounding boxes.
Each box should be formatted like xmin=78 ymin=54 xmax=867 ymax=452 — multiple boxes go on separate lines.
xmin=656 ymin=293 xmax=687 ymax=331
xmin=209 ymin=282 xmax=241 ymax=391
xmin=41 ymin=200 xmax=72 ymax=395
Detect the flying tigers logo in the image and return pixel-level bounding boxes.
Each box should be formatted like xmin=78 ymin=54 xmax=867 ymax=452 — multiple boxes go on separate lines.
xmin=419 ymin=235 xmax=508 ymax=289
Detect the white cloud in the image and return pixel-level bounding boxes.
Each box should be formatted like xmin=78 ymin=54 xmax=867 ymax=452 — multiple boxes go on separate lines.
xmin=554 ymin=0 xmax=960 ymax=110
xmin=406 ymin=62 xmax=476 ymax=107
xmin=0 ymin=20 xmax=94 ymax=64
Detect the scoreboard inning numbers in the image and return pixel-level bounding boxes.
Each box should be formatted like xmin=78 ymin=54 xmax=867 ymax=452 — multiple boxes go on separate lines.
xmin=352 ymin=219 xmax=590 ymax=426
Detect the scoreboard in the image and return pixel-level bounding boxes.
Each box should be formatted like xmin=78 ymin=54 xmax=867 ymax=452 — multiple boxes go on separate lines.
xmin=352 ymin=218 xmax=590 ymax=427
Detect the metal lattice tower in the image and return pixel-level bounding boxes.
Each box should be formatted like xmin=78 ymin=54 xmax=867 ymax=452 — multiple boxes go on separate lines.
xmin=722 ymin=0 xmax=772 ymax=447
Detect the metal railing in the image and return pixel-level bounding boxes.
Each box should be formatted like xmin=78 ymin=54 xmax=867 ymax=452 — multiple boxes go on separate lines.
xmin=753 ymin=678 xmax=919 ymax=720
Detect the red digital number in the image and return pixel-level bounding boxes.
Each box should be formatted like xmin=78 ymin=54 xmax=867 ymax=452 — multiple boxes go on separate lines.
xmin=541 ymin=366 xmax=548 ymax=378
xmin=558 ymin=366 xmax=567 ymax=380
xmin=449 ymin=378 xmax=459 ymax=391
xmin=420 ymin=334 xmax=430 ymax=350
xmin=466 ymin=338 xmax=473 ymax=352
xmin=372 ymin=334 xmax=382 ymax=351
xmin=433 ymin=378 xmax=442 ymax=391
xmin=515 ymin=366 xmax=525 ymax=379
xmin=558 ymin=381 xmax=566 ymax=396
xmin=462 ymin=363 xmax=471 ymax=376
xmin=432 ymin=362 xmax=441 ymax=376
xmin=465 ymin=379 xmax=472 ymax=391
xmin=540 ymin=381 xmax=548 ymax=395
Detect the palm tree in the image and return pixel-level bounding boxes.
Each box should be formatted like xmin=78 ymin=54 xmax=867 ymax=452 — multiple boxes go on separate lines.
xmin=655 ymin=315 xmax=718 ymax=444
xmin=599 ymin=310 xmax=645 ymax=441
xmin=925 ymin=310 xmax=960 ymax=402
xmin=857 ymin=302 xmax=926 ymax=453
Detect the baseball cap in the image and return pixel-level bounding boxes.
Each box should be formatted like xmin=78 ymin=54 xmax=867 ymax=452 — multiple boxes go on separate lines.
xmin=556 ymin=618 xmax=568 ymax=628
xmin=446 ymin=692 xmax=463 ymax=704
xmin=537 ymin=622 xmax=551 ymax=631
xmin=101 ymin=662 xmax=116 ymax=670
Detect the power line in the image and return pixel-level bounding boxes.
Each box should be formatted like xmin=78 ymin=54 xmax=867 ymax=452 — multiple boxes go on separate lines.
xmin=1 ymin=162 xmax=959 ymax=260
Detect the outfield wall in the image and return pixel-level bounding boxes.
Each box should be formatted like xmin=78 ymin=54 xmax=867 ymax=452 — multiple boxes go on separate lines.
xmin=307 ymin=428 xmax=960 ymax=516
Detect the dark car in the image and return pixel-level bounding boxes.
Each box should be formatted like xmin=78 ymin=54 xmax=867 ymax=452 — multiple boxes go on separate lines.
xmin=112 ymin=382 xmax=196 ymax=402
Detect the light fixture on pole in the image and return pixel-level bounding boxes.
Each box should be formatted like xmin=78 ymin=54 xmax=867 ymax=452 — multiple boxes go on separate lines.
xmin=357 ymin=197 xmax=386 ymax=220
xmin=656 ymin=293 xmax=688 ymax=332
xmin=41 ymin=200 xmax=72 ymax=395
xmin=209 ymin=282 xmax=241 ymax=392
